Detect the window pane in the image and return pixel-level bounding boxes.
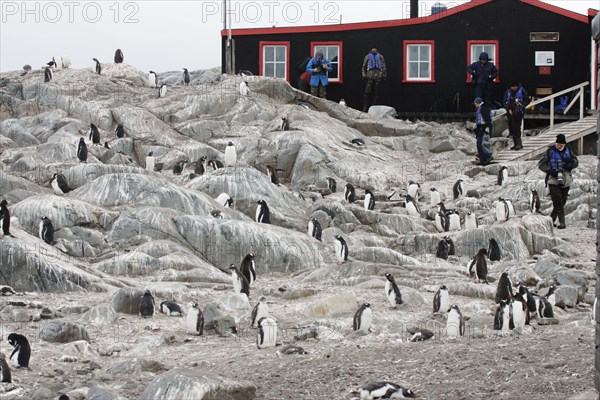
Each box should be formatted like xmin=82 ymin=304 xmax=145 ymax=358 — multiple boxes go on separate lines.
xmin=408 ymin=62 xmax=418 ymax=78
xmin=409 ymin=45 xmax=419 ymax=61
xmin=327 ymin=46 xmax=338 ymax=60
xmin=276 ymin=46 xmax=286 ymax=62
xmin=420 ymin=46 xmax=430 ymax=61
xmin=329 ymin=64 xmax=338 ymax=79
xmin=419 ymin=62 xmax=430 ymax=78
xmin=265 ymin=62 xmax=274 ymax=77
xmin=275 ymin=63 xmax=285 ymax=78
xmin=265 ymin=47 xmax=274 ymax=62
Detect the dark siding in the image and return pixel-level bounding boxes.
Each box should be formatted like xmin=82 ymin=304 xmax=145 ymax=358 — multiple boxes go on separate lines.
xmin=223 ymin=0 xmax=591 ymax=113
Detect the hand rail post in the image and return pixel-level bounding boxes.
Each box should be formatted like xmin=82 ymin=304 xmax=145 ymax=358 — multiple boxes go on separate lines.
xmin=550 ymin=98 xmax=554 ymax=130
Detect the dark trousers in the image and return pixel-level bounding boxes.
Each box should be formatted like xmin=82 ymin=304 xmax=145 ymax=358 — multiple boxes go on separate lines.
xmin=508 ymin=115 xmax=523 ymax=137
xmin=475 ymin=125 xmax=492 ymax=162
xmin=548 ymin=184 xmax=569 ymax=220
xmin=363 ymin=79 xmax=382 ymax=111
xmin=474 ymin=82 xmax=493 ymax=103
xmin=310 ymin=84 xmax=326 ymax=98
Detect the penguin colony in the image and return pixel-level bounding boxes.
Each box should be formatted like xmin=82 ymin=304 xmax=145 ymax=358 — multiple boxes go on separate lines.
xmin=4 ymin=53 xmax=586 ymax=399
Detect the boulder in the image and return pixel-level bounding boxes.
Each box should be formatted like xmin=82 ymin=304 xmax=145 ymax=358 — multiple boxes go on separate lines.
xmin=111 ymin=288 xmax=145 ymax=314
xmin=306 ymin=294 xmax=358 ymax=317
xmin=555 ymin=285 xmax=579 ymax=309
xmin=39 ymin=320 xmax=90 ymax=343
xmin=79 ymin=304 xmax=118 ymax=327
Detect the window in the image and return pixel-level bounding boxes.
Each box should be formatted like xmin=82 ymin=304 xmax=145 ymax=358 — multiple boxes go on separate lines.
xmin=259 ymin=41 xmax=290 ymax=81
xmin=311 ymin=42 xmax=342 ymax=83
xmin=403 ymin=40 xmax=435 ymax=83
xmin=466 ymin=40 xmax=500 ymax=83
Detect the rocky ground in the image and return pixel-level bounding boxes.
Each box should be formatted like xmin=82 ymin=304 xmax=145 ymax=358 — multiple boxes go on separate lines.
xmin=0 ymin=63 xmax=598 ymax=399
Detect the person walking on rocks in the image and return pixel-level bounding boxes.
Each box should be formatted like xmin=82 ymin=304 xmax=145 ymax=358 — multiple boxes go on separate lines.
xmin=362 ymin=46 xmax=387 ymax=112
xmin=306 ymin=51 xmax=331 ymax=99
xmin=538 ymin=134 xmax=578 ymax=229
xmin=503 ymin=81 xmax=530 ymax=150
xmin=473 ymin=97 xmax=493 ymax=165
xmin=467 ymin=52 xmax=498 ymax=103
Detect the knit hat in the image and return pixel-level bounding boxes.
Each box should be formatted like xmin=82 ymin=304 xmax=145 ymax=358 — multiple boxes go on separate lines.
xmin=479 ymin=52 xmax=489 ymax=61
xmin=315 ymin=51 xmax=324 ymax=58
xmin=473 ymin=97 xmax=484 ymax=105
xmin=556 ymin=134 xmax=567 ymax=144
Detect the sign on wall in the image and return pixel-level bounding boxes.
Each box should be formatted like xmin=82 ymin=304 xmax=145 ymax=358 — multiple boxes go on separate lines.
xmin=535 ymin=51 xmax=555 ymax=66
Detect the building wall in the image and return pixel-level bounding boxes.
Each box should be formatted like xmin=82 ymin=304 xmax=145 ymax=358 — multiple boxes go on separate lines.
xmin=223 ymin=0 xmax=591 ymax=113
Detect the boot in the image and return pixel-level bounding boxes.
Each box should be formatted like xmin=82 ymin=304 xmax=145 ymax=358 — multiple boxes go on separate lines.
xmin=509 ymin=135 xmax=516 ymax=150
xmin=513 ymin=135 xmax=523 ymax=151
xmin=557 ymin=212 xmax=566 ymax=229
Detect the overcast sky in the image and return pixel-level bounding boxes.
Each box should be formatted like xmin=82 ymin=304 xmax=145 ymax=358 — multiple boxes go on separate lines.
xmin=0 ymin=1 xmax=597 ymax=73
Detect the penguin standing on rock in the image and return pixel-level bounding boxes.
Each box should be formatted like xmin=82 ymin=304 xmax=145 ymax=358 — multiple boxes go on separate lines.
xmin=0 ymin=353 xmax=11 ymax=382
xmin=488 ymin=238 xmax=501 ymax=261
xmin=215 ymin=193 xmax=233 ymax=208
xmin=139 ymin=290 xmax=155 ymax=318
xmin=497 ymin=166 xmax=508 ymax=186
xmin=265 ymin=165 xmax=283 ymax=185
xmin=148 ymin=71 xmax=158 ymax=88
xmin=92 ymin=58 xmax=101 ymax=75
xmin=195 ymin=156 xmax=206 ymax=175
xmin=544 ymin=285 xmax=557 ymax=308
xmin=7 ymin=333 xmax=30 ymax=369
xmin=325 ymin=177 xmax=336 ymax=193
xmin=308 ymin=218 xmax=322 ymax=241
xmin=436 ymin=239 xmax=449 ymax=260
xmin=250 ymin=296 xmax=268 ymax=328
xmin=44 ymin=65 xmax=53 ymax=82
xmin=364 ymin=190 xmax=375 ymax=211
xmin=446 ymin=304 xmax=465 ymax=338
xmin=173 ymin=160 xmax=187 ymax=175
xmin=515 ymin=283 xmax=537 ymax=315
xmin=384 ymin=273 xmax=403 ymax=308
xmin=464 ymin=211 xmax=478 ymax=230
xmin=146 ymin=151 xmax=155 ymax=172
xmin=407 ymin=181 xmax=421 ymax=202
xmin=434 ymin=210 xmax=447 ymax=233
xmin=77 ymin=138 xmax=88 ymax=163
xmin=115 ymin=124 xmax=125 ymax=138
xmin=239 ymin=81 xmax=250 ymax=96
xmin=495 ymin=198 xmax=510 ymax=222
xmin=114 ymin=49 xmax=124 ymax=63
xmin=240 ymin=253 xmax=256 ymax=286
xmin=89 ymin=124 xmax=100 ymax=145
xmin=445 ymin=236 xmax=455 ymax=256
xmin=344 ymin=183 xmax=356 ymax=203
xmin=50 ymin=173 xmax=71 ymax=195
xmin=280 ymin=117 xmax=290 ymax=131
xmin=224 ymin=141 xmax=237 ymax=167
xmin=494 ymin=300 xmax=511 ymax=335
xmin=183 ymin=68 xmax=190 ymax=85
xmin=229 ymin=264 xmax=250 ymax=297
xmin=530 ymin=189 xmax=541 ymax=213
xmin=256 ymin=200 xmax=271 ymax=224
xmin=334 ymin=235 xmax=348 ymax=264
xmin=39 ymin=216 xmax=54 ymax=245
xmin=511 ymin=292 xmax=529 ymax=332
xmin=433 ymin=285 xmax=450 ymax=314
xmin=495 ymin=272 xmax=512 ymax=303
xmin=537 ymin=296 xmax=554 ymax=319
xmin=353 ymin=303 xmax=372 ymax=332
xmin=405 ymin=195 xmax=421 ymax=218
xmin=429 ymin=188 xmax=441 ymax=208
xmin=158 ymin=84 xmax=167 ymax=98
xmin=186 ymin=303 xmax=204 ymax=335
xmin=446 ymin=210 xmax=461 ymax=231
xmin=468 ymin=249 xmax=488 ymax=284
xmin=453 ymin=179 xmax=464 ymax=199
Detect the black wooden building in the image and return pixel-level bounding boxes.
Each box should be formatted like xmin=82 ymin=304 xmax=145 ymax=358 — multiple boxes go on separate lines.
xmin=222 ymin=0 xmax=598 ymax=114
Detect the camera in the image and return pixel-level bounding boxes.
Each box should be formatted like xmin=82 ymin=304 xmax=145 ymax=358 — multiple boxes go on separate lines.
xmin=557 ymin=171 xmax=565 ymax=187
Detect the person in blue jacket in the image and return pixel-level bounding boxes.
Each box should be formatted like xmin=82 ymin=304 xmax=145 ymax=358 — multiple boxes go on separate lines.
xmin=467 ymin=52 xmax=499 ymax=103
xmin=306 ymin=51 xmax=331 ymax=99
xmin=473 ymin=97 xmax=493 ymax=165
xmin=503 ymin=81 xmax=530 ymax=150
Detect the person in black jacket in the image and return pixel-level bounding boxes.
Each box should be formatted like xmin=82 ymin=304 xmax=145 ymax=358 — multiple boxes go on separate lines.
xmin=538 ymin=134 xmax=578 ymax=229
xmin=467 ymin=52 xmax=499 ymax=103
xmin=473 ymin=97 xmax=493 ymax=165
xmin=503 ymin=81 xmax=530 ymax=150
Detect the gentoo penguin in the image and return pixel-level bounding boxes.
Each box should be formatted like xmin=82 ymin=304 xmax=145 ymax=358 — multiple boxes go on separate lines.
xmin=511 ymin=292 xmax=529 ymax=332
xmin=515 ymin=283 xmax=537 ymax=315
xmin=250 ymin=296 xmax=268 ymax=328
xmin=468 ymin=248 xmax=488 ymax=284
xmin=410 ymin=328 xmax=435 ymax=342
xmin=239 ymin=81 xmax=250 ymax=96
xmin=280 ymin=117 xmax=290 ymax=131
xmin=44 ymin=65 xmax=53 ymax=82
xmin=265 ymin=165 xmax=283 ymax=185
xmin=148 ymin=71 xmax=158 ymax=87
xmin=277 ymin=345 xmax=307 ymax=356
xmin=146 ymin=151 xmax=155 ymax=172
xmin=453 ymin=179 xmax=464 ymax=199
xmin=544 ymin=285 xmax=557 ymax=308
xmin=325 ymin=176 xmax=337 ymax=193
xmin=334 ymin=235 xmax=349 ymax=264
xmin=350 ymin=138 xmax=365 ymax=146
xmin=434 ymin=211 xmax=447 ymax=233
xmin=537 ymin=296 xmax=554 ymax=318
xmin=505 ymin=198 xmax=516 ymax=217
xmin=183 ymin=68 xmax=190 ymax=85
xmin=436 ymin=239 xmax=449 ymax=260
xmin=429 ymin=188 xmax=441 ymax=208
xmin=488 ymin=238 xmax=501 ymax=261
xmin=256 ymin=200 xmax=271 ymax=224
xmin=405 ymin=195 xmax=421 ymax=218
xmin=0 ymin=353 xmax=11 ymax=383
xmin=185 ymin=303 xmax=204 ymax=335
xmin=495 ymin=198 xmax=510 ymax=222
xmin=384 ymin=273 xmax=403 ymax=308
xmin=224 ymin=141 xmax=237 ymax=167
xmin=139 ymin=290 xmax=155 ymax=318
xmin=211 ymin=210 xmax=223 ymax=219
xmin=77 ymin=138 xmax=87 ymax=162
xmin=256 ymin=317 xmax=277 ymax=349
xmin=52 ymin=56 xmax=62 ymax=70
xmin=237 ymin=69 xmax=253 ymax=77
xmin=39 ymin=216 xmax=54 ymax=245
xmin=215 ymin=193 xmax=233 ymax=208
xmin=173 ymin=160 xmax=186 ymax=175
xmin=308 ymin=218 xmax=322 ymax=241
xmin=89 ymin=124 xmax=100 ymax=144
xmin=0 ymin=200 xmax=12 ymax=237
xmin=50 ymin=173 xmax=71 ymax=195
xmin=446 ymin=210 xmax=461 ymax=231
xmin=433 ymin=285 xmax=450 ymax=314
xmin=92 ymin=58 xmax=101 ymax=75
xmin=446 ymin=304 xmax=465 ymax=338
xmin=494 ymin=300 xmax=511 ymax=335
xmin=353 ymin=303 xmax=372 ymax=332
xmin=160 ymin=301 xmax=184 ymax=316
xmin=529 ymin=189 xmax=541 ymax=213
xmin=208 ymin=159 xmax=224 ymax=170
xmin=359 ymin=381 xmax=416 ymax=400
xmin=229 ymin=264 xmax=250 ymax=297
xmin=497 ymin=166 xmax=508 ymax=186
xmin=339 ymin=98 xmax=347 ymax=107
xmin=104 ymin=141 xmax=110 ymax=149
xmin=364 ymin=190 xmax=375 ymax=211
xmin=464 ymin=211 xmax=478 ymax=230
xmin=115 ymin=124 xmax=125 ymax=138
xmin=114 ymin=49 xmax=124 ymax=63
xmin=158 ymin=84 xmax=167 ymax=98
xmin=7 ymin=333 xmax=30 ymax=369
xmin=58 ymin=395 xmax=69 ymax=400
xmin=240 ymin=253 xmax=256 ymax=286
xmin=407 ymin=181 xmax=421 ymax=202
xmin=195 ymin=156 xmax=206 ymax=175
xmin=344 ymin=183 xmax=356 ymax=203
xmin=445 ymin=236 xmax=455 ymax=256
xmin=495 ymin=272 xmax=513 ymax=303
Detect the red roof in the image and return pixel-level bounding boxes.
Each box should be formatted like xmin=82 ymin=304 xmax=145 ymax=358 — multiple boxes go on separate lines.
xmin=221 ymin=0 xmax=589 ymax=37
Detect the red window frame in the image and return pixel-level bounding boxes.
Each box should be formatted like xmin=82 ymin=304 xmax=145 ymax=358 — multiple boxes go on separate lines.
xmin=258 ymin=41 xmax=291 ymax=82
xmin=466 ymin=40 xmax=500 ymax=83
xmin=310 ymin=41 xmax=343 ymax=84
xmin=402 ymin=40 xmax=435 ymax=83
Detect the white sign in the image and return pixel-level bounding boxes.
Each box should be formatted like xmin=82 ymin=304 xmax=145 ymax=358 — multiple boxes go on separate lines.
xmin=535 ymin=51 xmax=555 ymax=66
